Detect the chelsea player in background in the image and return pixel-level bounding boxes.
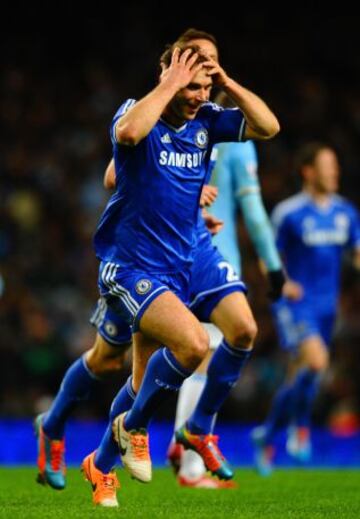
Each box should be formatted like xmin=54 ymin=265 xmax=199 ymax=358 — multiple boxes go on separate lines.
xmin=252 ymin=142 xmax=360 ymax=476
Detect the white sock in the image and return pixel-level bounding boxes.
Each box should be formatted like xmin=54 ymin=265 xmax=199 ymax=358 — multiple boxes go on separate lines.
xmin=201 ymin=323 xmax=223 ymax=349
xmin=174 ymin=323 xmax=223 ymax=481
xmin=175 ymin=373 xmax=206 ymax=431
xmin=175 ymin=373 xmax=207 ymax=479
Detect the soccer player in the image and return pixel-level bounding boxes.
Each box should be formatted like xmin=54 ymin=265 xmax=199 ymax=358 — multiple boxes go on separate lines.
xmin=252 ymin=142 xmax=360 ymax=476
xmin=34 ymin=29 xmax=225 ymax=495
xmin=169 ymin=105 xmax=285 ymax=489
xmin=35 ymin=31 xmax=279 ymax=505
xmin=82 ymin=37 xmax=278 ymax=504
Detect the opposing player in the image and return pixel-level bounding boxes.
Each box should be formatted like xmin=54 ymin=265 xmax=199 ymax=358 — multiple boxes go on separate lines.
xmin=252 ymin=142 xmax=360 ymax=476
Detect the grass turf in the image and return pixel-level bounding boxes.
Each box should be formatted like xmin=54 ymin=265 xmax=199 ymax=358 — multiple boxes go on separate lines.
xmin=0 ymin=467 xmax=359 ymax=518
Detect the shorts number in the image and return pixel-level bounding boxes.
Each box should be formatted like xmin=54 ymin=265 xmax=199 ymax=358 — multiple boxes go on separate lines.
xmin=218 ymin=261 xmax=238 ymax=282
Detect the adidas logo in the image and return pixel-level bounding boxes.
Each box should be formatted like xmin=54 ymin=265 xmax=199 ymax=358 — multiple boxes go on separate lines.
xmin=161 ymin=133 xmax=172 ymax=144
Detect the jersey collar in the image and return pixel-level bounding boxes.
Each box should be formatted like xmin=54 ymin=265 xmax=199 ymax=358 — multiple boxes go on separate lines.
xmin=160 ymin=117 xmax=188 ymax=133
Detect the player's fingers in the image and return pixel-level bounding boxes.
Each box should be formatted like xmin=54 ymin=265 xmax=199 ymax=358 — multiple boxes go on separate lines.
xmin=190 ymin=62 xmax=205 ymax=75
xmin=207 ymin=186 xmax=218 ymax=197
xmin=204 ymin=65 xmax=218 ymax=76
xmin=180 ymin=48 xmax=195 ymax=64
xmin=200 ymin=195 xmax=211 ymax=206
xmin=186 ymin=51 xmax=200 ymax=69
xmin=171 ymin=47 xmax=181 ymax=64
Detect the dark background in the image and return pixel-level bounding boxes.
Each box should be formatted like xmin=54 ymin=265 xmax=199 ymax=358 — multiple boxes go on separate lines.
xmin=1 ymin=3 xmax=359 ymax=431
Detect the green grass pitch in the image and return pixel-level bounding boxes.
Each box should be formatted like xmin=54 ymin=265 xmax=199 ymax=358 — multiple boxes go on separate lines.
xmin=0 ymin=467 xmax=359 ymax=518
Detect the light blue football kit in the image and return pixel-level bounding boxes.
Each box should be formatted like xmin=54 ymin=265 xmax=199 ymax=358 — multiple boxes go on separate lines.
xmin=272 ymin=192 xmax=360 ymax=350
xmin=209 ymin=141 xmax=282 ymax=275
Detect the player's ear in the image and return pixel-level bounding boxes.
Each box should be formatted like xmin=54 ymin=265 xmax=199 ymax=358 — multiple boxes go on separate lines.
xmin=302 ymin=165 xmax=313 ymax=181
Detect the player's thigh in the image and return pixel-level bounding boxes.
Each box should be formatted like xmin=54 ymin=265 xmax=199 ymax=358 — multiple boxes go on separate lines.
xmin=210 ymin=291 xmax=257 ymax=347
xmin=139 ymin=290 xmax=208 ymax=354
xmin=297 ymin=335 xmax=329 ymax=371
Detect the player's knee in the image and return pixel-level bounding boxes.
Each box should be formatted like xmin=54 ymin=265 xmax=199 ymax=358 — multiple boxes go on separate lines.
xmin=184 ymin=327 xmax=210 ymax=367
xmin=90 ymin=354 xmax=126 ymax=377
xmin=306 ymin=347 xmax=329 ymax=372
xmin=228 ymin=319 xmax=258 ymax=350
xmin=86 ymin=344 xmax=128 ymax=377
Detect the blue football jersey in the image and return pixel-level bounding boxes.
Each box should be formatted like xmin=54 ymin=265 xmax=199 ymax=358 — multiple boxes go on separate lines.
xmin=94 ymin=100 xmax=245 ymax=272
xmin=272 ymin=192 xmax=360 ymax=310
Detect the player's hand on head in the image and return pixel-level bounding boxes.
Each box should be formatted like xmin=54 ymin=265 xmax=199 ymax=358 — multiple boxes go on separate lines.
xmin=202 ymin=57 xmax=228 ymax=88
xmin=162 ymin=47 xmax=205 ymax=90
xmin=200 ymin=185 xmax=218 ymax=207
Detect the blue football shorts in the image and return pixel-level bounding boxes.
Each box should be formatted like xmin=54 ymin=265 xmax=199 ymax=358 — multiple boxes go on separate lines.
xmin=272 ymin=298 xmax=336 ymax=351
xmin=97 ymin=261 xmax=191 ymax=333
xmin=189 ymin=245 xmax=247 ymax=321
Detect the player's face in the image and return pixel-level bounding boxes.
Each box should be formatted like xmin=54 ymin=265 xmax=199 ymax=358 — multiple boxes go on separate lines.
xmin=187 ymin=38 xmax=219 ymax=62
xmin=168 ymin=69 xmax=213 ymax=123
xmin=312 ymin=148 xmax=339 ymax=194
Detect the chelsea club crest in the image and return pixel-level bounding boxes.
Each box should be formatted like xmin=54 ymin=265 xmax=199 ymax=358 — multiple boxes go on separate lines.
xmin=195 ymin=129 xmax=208 ymax=149
xmin=104 ymin=321 xmax=118 ymax=337
xmin=135 ymin=279 xmax=152 ymax=295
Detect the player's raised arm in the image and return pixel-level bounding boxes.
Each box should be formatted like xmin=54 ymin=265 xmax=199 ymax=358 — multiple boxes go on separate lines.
xmin=204 ymin=56 xmax=280 ymax=140
xmin=115 ymin=48 xmax=204 ymax=146
xmin=104 ymin=158 xmax=116 ymax=189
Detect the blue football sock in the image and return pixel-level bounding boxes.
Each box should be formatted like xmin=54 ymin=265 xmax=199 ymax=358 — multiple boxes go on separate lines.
xmin=187 ymin=340 xmax=251 ymax=435
xmin=95 ymin=376 xmax=136 ymax=473
xmin=263 ymin=383 xmax=296 ymax=444
xmin=292 ymin=369 xmax=320 ymax=428
xmin=124 ymin=348 xmax=191 ymax=431
xmin=43 ymin=355 xmax=99 ymax=439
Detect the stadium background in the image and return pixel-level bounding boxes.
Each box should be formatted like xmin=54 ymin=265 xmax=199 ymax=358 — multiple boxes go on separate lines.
xmin=1 ymin=4 xmax=359 ymax=464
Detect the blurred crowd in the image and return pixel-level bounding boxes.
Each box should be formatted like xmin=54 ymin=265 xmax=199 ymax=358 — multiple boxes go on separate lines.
xmin=1 ymin=11 xmax=359 ymax=431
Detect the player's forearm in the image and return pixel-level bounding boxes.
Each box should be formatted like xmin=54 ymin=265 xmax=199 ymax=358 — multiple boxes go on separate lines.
xmin=115 ymin=81 xmax=179 ymax=146
xmin=241 ymin=194 xmax=282 ymax=271
xmin=222 ymin=78 xmax=280 ymax=140
xmin=249 ymin=218 xmax=282 ymax=271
